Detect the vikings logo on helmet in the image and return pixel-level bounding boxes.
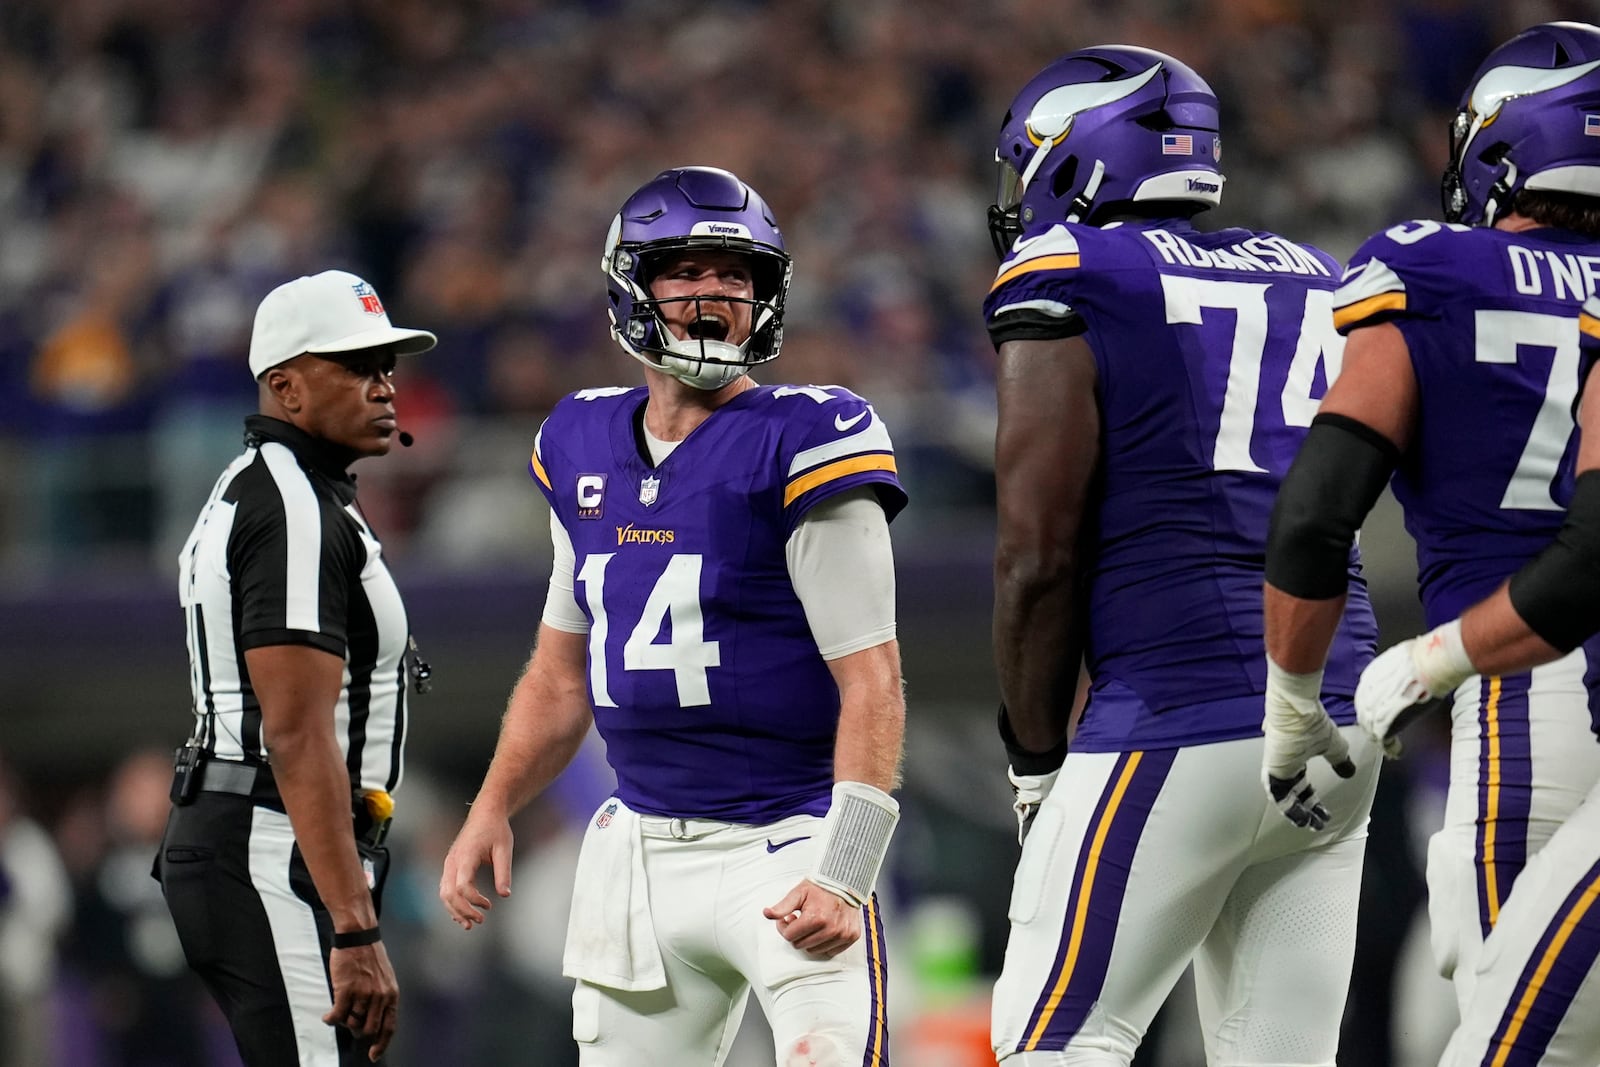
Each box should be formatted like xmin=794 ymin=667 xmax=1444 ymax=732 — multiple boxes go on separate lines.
xmin=988 ymin=45 xmax=1225 ymax=257
xmin=1443 ymin=21 xmax=1600 ymax=226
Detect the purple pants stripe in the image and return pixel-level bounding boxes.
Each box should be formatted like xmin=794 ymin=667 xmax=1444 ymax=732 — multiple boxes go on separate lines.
xmin=1018 ymin=748 xmax=1177 ymax=1053
xmin=861 ymin=893 xmax=890 ymax=1067
xmin=1476 ymin=674 xmax=1535 ymax=938
xmin=1479 ymin=858 xmax=1600 ymax=1067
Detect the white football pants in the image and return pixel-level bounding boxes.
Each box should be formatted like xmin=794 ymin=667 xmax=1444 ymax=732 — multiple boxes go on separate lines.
xmin=1427 ymin=653 xmax=1600 ymax=1014
xmin=571 ymin=807 xmax=889 ymax=1066
xmin=992 ymin=728 xmax=1381 ymax=1066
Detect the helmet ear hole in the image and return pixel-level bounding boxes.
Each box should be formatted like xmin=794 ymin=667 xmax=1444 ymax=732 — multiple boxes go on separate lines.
xmin=1051 ymin=156 xmax=1080 ymax=200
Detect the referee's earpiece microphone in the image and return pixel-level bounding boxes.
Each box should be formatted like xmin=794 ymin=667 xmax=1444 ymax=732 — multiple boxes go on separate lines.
xmin=397 ymin=430 xmax=414 ymax=448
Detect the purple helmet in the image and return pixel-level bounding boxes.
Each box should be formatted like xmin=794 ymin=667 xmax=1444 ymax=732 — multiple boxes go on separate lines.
xmin=989 ymin=45 xmax=1223 ymax=257
xmin=1443 ymin=22 xmax=1600 ymax=227
xmin=603 ymin=166 xmax=792 ymax=390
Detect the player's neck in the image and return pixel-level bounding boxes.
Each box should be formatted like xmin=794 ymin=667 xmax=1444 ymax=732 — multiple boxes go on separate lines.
xmin=641 ymin=371 xmax=754 ymax=440
xmin=1493 ymin=212 xmax=1544 ymax=234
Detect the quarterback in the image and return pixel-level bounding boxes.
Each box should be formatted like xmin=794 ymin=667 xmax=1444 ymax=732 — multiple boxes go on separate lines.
xmin=439 ymin=166 xmax=906 ymax=1066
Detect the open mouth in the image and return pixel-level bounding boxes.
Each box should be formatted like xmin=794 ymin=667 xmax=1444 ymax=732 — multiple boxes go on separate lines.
xmin=686 ymin=315 xmax=730 ymax=343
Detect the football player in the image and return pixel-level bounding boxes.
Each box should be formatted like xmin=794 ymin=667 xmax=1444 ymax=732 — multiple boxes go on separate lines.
xmin=986 ymin=46 xmax=1380 ymax=1065
xmin=438 ymin=166 xmax=905 ymax=1066
xmin=1263 ymin=21 xmax=1600 ymax=1054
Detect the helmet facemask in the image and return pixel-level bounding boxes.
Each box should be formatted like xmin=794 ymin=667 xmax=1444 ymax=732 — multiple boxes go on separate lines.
xmin=603 ymin=168 xmax=793 ymax=390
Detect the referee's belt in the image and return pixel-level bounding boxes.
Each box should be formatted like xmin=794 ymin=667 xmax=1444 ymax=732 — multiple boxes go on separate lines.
xmin=195 ymin=760 xmax=393 ymax=847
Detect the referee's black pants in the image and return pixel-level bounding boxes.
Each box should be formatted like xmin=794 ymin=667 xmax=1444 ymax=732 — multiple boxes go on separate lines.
xmin=156 ymin=791 xmax=390 ymax=1067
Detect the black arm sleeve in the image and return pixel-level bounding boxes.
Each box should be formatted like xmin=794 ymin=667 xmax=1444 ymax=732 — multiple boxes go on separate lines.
xmin=1265 ymin=413 xmax=1399 ymax=600
xmin=1508 ymin=470 xmax=1600 ymax=653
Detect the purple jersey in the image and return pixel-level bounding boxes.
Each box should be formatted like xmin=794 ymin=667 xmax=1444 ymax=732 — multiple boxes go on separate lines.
xmin=985 ymin=220 xmax=1378 ymax=750
xmin=530 ymin=384 xmax=906 ymax=823
xmin=1334 ymin=221 xmax=1600 ymax=627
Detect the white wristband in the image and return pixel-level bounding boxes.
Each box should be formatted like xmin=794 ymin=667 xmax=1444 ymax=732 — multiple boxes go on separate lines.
xmin=1266 ymin=657 xmax=1325 ymax=708
xmin=808 ymin=781 xmax=899 ymax=907
xmin=1413 ymin=618 xmax=1475 ymax=697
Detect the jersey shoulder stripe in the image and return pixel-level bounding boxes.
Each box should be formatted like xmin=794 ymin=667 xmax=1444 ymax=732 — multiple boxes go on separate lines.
xmin=769 ymin=385 xmax=906 ymax=523
xmin=784 ymin=453 xmax=899 ymax=507
xmin=1332 ymin=257 xmax=1409 ymax=331
xmin=530 ymin=422 xmax=552 ymax=491
xmin=1581 ymin=294 xmax=1600 ymax=342
xmin=991 ymin=225 xmax=1083 ymax=293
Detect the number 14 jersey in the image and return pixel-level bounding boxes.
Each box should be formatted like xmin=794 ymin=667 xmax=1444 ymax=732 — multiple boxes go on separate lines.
xmin=530 ymin=384 xmax=907 ymax=823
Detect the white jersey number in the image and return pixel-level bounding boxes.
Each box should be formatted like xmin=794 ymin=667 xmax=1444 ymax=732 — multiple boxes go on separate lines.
xmin=576 ymin=553 xmax=722 ymax=707
xmin=1474 ymin=309 xmax=1581 ymax=510
xmin=1160 ymin=275 xmax=1344 ymax=473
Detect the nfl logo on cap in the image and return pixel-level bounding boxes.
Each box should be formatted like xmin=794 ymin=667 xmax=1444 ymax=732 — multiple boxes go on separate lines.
xmin=353 ymin=280 xmax=386 ymax=315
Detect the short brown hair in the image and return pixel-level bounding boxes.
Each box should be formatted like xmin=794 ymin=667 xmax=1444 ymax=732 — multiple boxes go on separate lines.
xmin=1512 ymin=190 xmax=1600 ymax=239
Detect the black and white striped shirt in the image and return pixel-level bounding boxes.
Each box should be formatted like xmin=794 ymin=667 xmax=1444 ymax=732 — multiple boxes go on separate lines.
xmin=178 ymin=415 xmax=411 ymax=794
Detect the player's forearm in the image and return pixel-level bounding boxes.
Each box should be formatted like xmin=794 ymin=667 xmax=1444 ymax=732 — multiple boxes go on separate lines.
xmin=1263 ymin=585 xmax=1347 ymax=675
xmin=471 ymin=628 xmax=593 ymax=819
xmin=268 ymin=724 xmax=378 ymax=931
xmin=994 ymin=549 xmax=1081 ymax=752
xmin=829 ymin=640 xmax=905 ymax=793
xmin=1459 ymin=586 xmax=1562 ymax=677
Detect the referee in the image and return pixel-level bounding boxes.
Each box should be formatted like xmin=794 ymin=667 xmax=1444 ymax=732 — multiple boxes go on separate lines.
xmin=156 ymin=270 xmax=435 ymax=1066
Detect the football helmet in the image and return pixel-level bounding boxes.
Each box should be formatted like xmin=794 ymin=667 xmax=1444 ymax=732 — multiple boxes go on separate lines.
xmin=989 ymin=45 xmax=1224 ymax=257
xmin=1443 ymin=21 xmax=1600 ymax=227
xmin=603 ymin=167 xmax=791 ymax=390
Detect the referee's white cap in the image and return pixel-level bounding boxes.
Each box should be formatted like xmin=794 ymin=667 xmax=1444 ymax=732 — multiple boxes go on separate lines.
xmin=249 ymin=270 xmax=437 ymax=378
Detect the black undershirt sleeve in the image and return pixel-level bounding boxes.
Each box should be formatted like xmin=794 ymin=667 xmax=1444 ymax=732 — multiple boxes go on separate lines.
xmin=986 ymin=307 xmax=1088 ymax=349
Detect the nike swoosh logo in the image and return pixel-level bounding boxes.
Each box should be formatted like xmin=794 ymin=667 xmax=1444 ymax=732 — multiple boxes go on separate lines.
xmin=765 ymin=835 xmax=811 ymax=853
xmin=834 ymin=411 xmax=867 ymax=432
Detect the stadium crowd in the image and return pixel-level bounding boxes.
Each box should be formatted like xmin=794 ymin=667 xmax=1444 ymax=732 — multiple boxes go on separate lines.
xmin=0 ymin=0 xmax=1589 ymax=1064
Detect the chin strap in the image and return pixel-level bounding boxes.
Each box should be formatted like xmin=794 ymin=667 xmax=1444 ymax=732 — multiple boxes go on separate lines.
xmin=1064 ymin=160 xmax=1107 ymax=224
xmin=1483 ymin=158 xmax=1519 ymax=227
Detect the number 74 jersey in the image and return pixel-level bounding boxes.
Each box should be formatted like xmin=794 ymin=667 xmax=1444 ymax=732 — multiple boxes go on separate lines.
xmin=1334 ymin=219 xmax=1599 ymax=627
xmin=528 ymin=384 xmax=907 ymax=822
xmin=985 ymin=219 xmax=1375 ymax=750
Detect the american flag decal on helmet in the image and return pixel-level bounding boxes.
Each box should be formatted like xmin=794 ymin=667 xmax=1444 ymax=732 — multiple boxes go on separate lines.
xmin=352 ymin=280 xmax=385 ymax=315
xmin=1161 ymin=134 xmax=1193 ymax=155
xmin=1586 ymin=114 xmax=1600 ymax=137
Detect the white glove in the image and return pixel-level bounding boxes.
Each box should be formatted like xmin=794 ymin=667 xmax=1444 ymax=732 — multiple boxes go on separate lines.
xmin=1356 ymin=619 xmax=1473 ymax=746
xmin=1262 ymin=659 xmax=1356 ymax=831
xmin=1007 ymin=766 xmax=1060 ymax=845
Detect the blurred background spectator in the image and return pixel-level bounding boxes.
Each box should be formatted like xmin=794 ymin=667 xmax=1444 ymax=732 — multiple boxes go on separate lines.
xmin=1 ymin=0 xmax=1587 ymax=1063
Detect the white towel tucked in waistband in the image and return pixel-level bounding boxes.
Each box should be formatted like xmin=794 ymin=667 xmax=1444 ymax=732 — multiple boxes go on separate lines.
xmin=562 ymin=797 xmax=666 ymax=992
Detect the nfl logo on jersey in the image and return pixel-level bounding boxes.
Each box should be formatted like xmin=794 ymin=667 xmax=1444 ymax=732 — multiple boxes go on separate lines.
xmin=639 ymin=476 xmax=660 ymax=506
xmin=596 ymin=800 xmax=618 ymax=829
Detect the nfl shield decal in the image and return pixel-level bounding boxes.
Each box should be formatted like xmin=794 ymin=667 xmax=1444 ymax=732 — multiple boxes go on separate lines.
xmin=596 ymin=800 xmax=618 ymax=829
xmin=352 ymin=279 xmax=385 ymax=315
xmin=639 ymin=475 xmax=660 ymax=506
